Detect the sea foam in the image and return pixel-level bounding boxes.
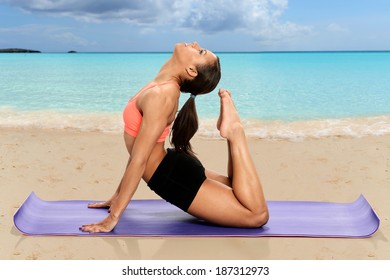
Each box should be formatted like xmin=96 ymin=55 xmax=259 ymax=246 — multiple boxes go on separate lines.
xmin=2 ymin=108 xmax=390 ymax=141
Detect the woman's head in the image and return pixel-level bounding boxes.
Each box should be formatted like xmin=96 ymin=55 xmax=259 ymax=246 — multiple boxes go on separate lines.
xmin=174 ymin=42 xmax=221 ymax=95
xmin=180 ymin=58 xmax=221 ymax=95
xmin=171 ymin=42 xmax=221 ymax=158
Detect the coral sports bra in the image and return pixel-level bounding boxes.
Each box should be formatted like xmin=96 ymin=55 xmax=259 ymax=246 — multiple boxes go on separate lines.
xmin=123 ymin=82 xmax=178 ymax=143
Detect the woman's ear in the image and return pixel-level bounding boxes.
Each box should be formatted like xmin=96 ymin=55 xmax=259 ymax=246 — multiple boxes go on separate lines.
xmin=185 ymin=65 xmax=198 ymax=78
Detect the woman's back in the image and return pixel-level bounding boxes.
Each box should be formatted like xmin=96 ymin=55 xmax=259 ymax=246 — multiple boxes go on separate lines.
xmin=123 ymin=81 xmax=180 ymax=183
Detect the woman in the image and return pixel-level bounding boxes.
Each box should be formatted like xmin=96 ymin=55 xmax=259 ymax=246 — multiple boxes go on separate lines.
xmin=80 ymin=42 xmax=269 ymax=233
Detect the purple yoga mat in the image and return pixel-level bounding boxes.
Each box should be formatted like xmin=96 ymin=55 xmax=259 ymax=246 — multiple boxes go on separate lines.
xmin=14 ymin=192 xmax=379 ymax=237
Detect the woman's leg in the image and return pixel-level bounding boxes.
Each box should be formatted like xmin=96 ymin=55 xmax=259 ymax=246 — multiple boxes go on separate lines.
xmin=205 ymin=168 xmax=231 ymax=187
xmin=188 ymin=89 xmax=268 ymax=228
xmin=204 ymin=95 xmax=235 ymax=187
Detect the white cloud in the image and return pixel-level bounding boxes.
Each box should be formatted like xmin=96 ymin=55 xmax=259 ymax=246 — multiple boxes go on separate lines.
xmin=1 ymin=0 xmax=311 ymax=43
xmin=239 ymin=1 xmax=312 ymax=41
xmin=327 ymin=23 xmax=349 ymax=33
xmin=0 ymin=23 xmax=93 ymax=47
xmin=0 ymin=24 xmax=63 ymax=33
xmin=52 ymin=32 xmax=92 ymax=46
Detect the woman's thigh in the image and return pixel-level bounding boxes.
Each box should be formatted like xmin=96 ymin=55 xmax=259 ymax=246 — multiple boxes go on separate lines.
xmin=205 ymin=169 xmax=231 ymax=187
xmin=187 ymin=178 xmax=254 ymax=227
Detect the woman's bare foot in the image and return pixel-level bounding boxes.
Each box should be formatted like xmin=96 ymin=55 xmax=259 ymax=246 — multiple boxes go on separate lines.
xmin=217 ymin=89 xmax=228 ymax=131
xmin=216 ymin=89 xmax=233 ymax=131
xmin=217 ymin=89 xmax=243 ymax=140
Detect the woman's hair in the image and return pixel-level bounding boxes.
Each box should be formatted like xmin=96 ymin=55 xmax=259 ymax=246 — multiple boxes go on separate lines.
xmin=171 ymin=57 xmax=221 ymax=158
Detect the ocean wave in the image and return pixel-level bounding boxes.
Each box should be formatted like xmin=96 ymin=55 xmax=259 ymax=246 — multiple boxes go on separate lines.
xmin=1 ymin=108 xmax=390 ymax=140
xmin=0 ymin=108 xmax=123 ymax=134
xmin=199 ymin=117 xmax=390 ymax=141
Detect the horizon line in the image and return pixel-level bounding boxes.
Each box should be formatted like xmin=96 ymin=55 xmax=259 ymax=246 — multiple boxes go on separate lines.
xmin=2 ymin=48 xmax=390 ymax=54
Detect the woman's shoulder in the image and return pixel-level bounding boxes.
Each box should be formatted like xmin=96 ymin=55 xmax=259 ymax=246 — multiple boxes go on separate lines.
xmin=138 ymin=82 xmax=179 ymax=113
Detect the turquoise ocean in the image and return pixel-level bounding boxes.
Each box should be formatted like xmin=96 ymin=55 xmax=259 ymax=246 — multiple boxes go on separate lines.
xmin=1 ymin=51 xmax=390 ymax=140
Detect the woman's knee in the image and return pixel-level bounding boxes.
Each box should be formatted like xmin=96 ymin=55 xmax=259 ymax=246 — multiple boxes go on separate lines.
xmin=245 ymin=207 xmax=269 ymax=228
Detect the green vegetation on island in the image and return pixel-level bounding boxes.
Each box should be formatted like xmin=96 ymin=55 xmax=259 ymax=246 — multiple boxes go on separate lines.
xmin=0 ymin=48 xmax=41 ymax=53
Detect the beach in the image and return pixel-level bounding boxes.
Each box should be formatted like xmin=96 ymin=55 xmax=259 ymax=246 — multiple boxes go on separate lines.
xmin=1 ymin=52 xmax=390 ymax=261
xmin=1 ymin=127 xmax=389 ymax=260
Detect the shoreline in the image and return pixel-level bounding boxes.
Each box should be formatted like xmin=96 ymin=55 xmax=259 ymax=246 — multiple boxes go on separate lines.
xmin=1 ymin=127 xmax=389 ymax=259
xmin=1 ymin=108 xmax=390 ymax=141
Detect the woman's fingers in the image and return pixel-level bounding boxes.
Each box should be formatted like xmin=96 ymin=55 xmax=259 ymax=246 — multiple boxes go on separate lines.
xmin=80 ymin=214 xmax=119 ymax=233
xmin=87 ymin=201 xmax=110 ymax=208
xmin=80 ymin=223 xmax=108 ymax=233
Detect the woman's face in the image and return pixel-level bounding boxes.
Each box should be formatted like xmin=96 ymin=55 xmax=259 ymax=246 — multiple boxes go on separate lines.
xmin=174 ymin=42 xmax=217 ymax=68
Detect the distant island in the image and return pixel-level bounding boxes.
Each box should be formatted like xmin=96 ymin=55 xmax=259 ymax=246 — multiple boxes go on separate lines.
xmin=0 ymin=48 xmax=41 ymax=53
xmin=68 ymin=50 xmax=77 ymax=53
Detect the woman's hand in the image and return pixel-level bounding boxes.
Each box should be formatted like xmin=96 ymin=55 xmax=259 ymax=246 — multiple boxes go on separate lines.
xmin=87 ymin=198 xmax=115 ymax=210
xmin=81 ymin=197 xmax=122 ymax=233
xmin=87 ymin=201 xmax=111 ymax=209
xmin=80 ymin=213 xmax=119 ymax=233
xmin=87 ymin=194 xmax=118 ymax=210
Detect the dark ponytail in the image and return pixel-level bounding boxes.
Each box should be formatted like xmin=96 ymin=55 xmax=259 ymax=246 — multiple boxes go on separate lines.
xmin=171 ymin=57 xmax=221 ymax=158
xmin=170 ymin=96 xmax=198 ymax=157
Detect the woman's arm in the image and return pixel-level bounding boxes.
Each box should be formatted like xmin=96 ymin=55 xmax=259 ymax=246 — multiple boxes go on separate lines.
xmin=80 ymin=92 xmax=175 ymax=233
xmin=86 ymin=157 xmax=131 ymax=209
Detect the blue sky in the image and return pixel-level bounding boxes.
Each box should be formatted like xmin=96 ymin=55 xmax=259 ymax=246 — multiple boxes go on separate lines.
xmin=0 ymin=0 xmax=389 ymax=52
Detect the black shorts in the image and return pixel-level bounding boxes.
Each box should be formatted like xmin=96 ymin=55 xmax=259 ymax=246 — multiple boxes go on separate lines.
xmin=147 ymin=148 xmax=207 ymax=211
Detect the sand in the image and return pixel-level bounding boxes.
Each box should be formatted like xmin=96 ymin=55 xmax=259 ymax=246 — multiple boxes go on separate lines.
xmin=0 ymin=128 xmax=389 ymax=260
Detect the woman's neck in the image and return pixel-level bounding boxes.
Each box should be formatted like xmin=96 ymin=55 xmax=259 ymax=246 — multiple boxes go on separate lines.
xmin=153 ymin=57 xmax=183 ymax=86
